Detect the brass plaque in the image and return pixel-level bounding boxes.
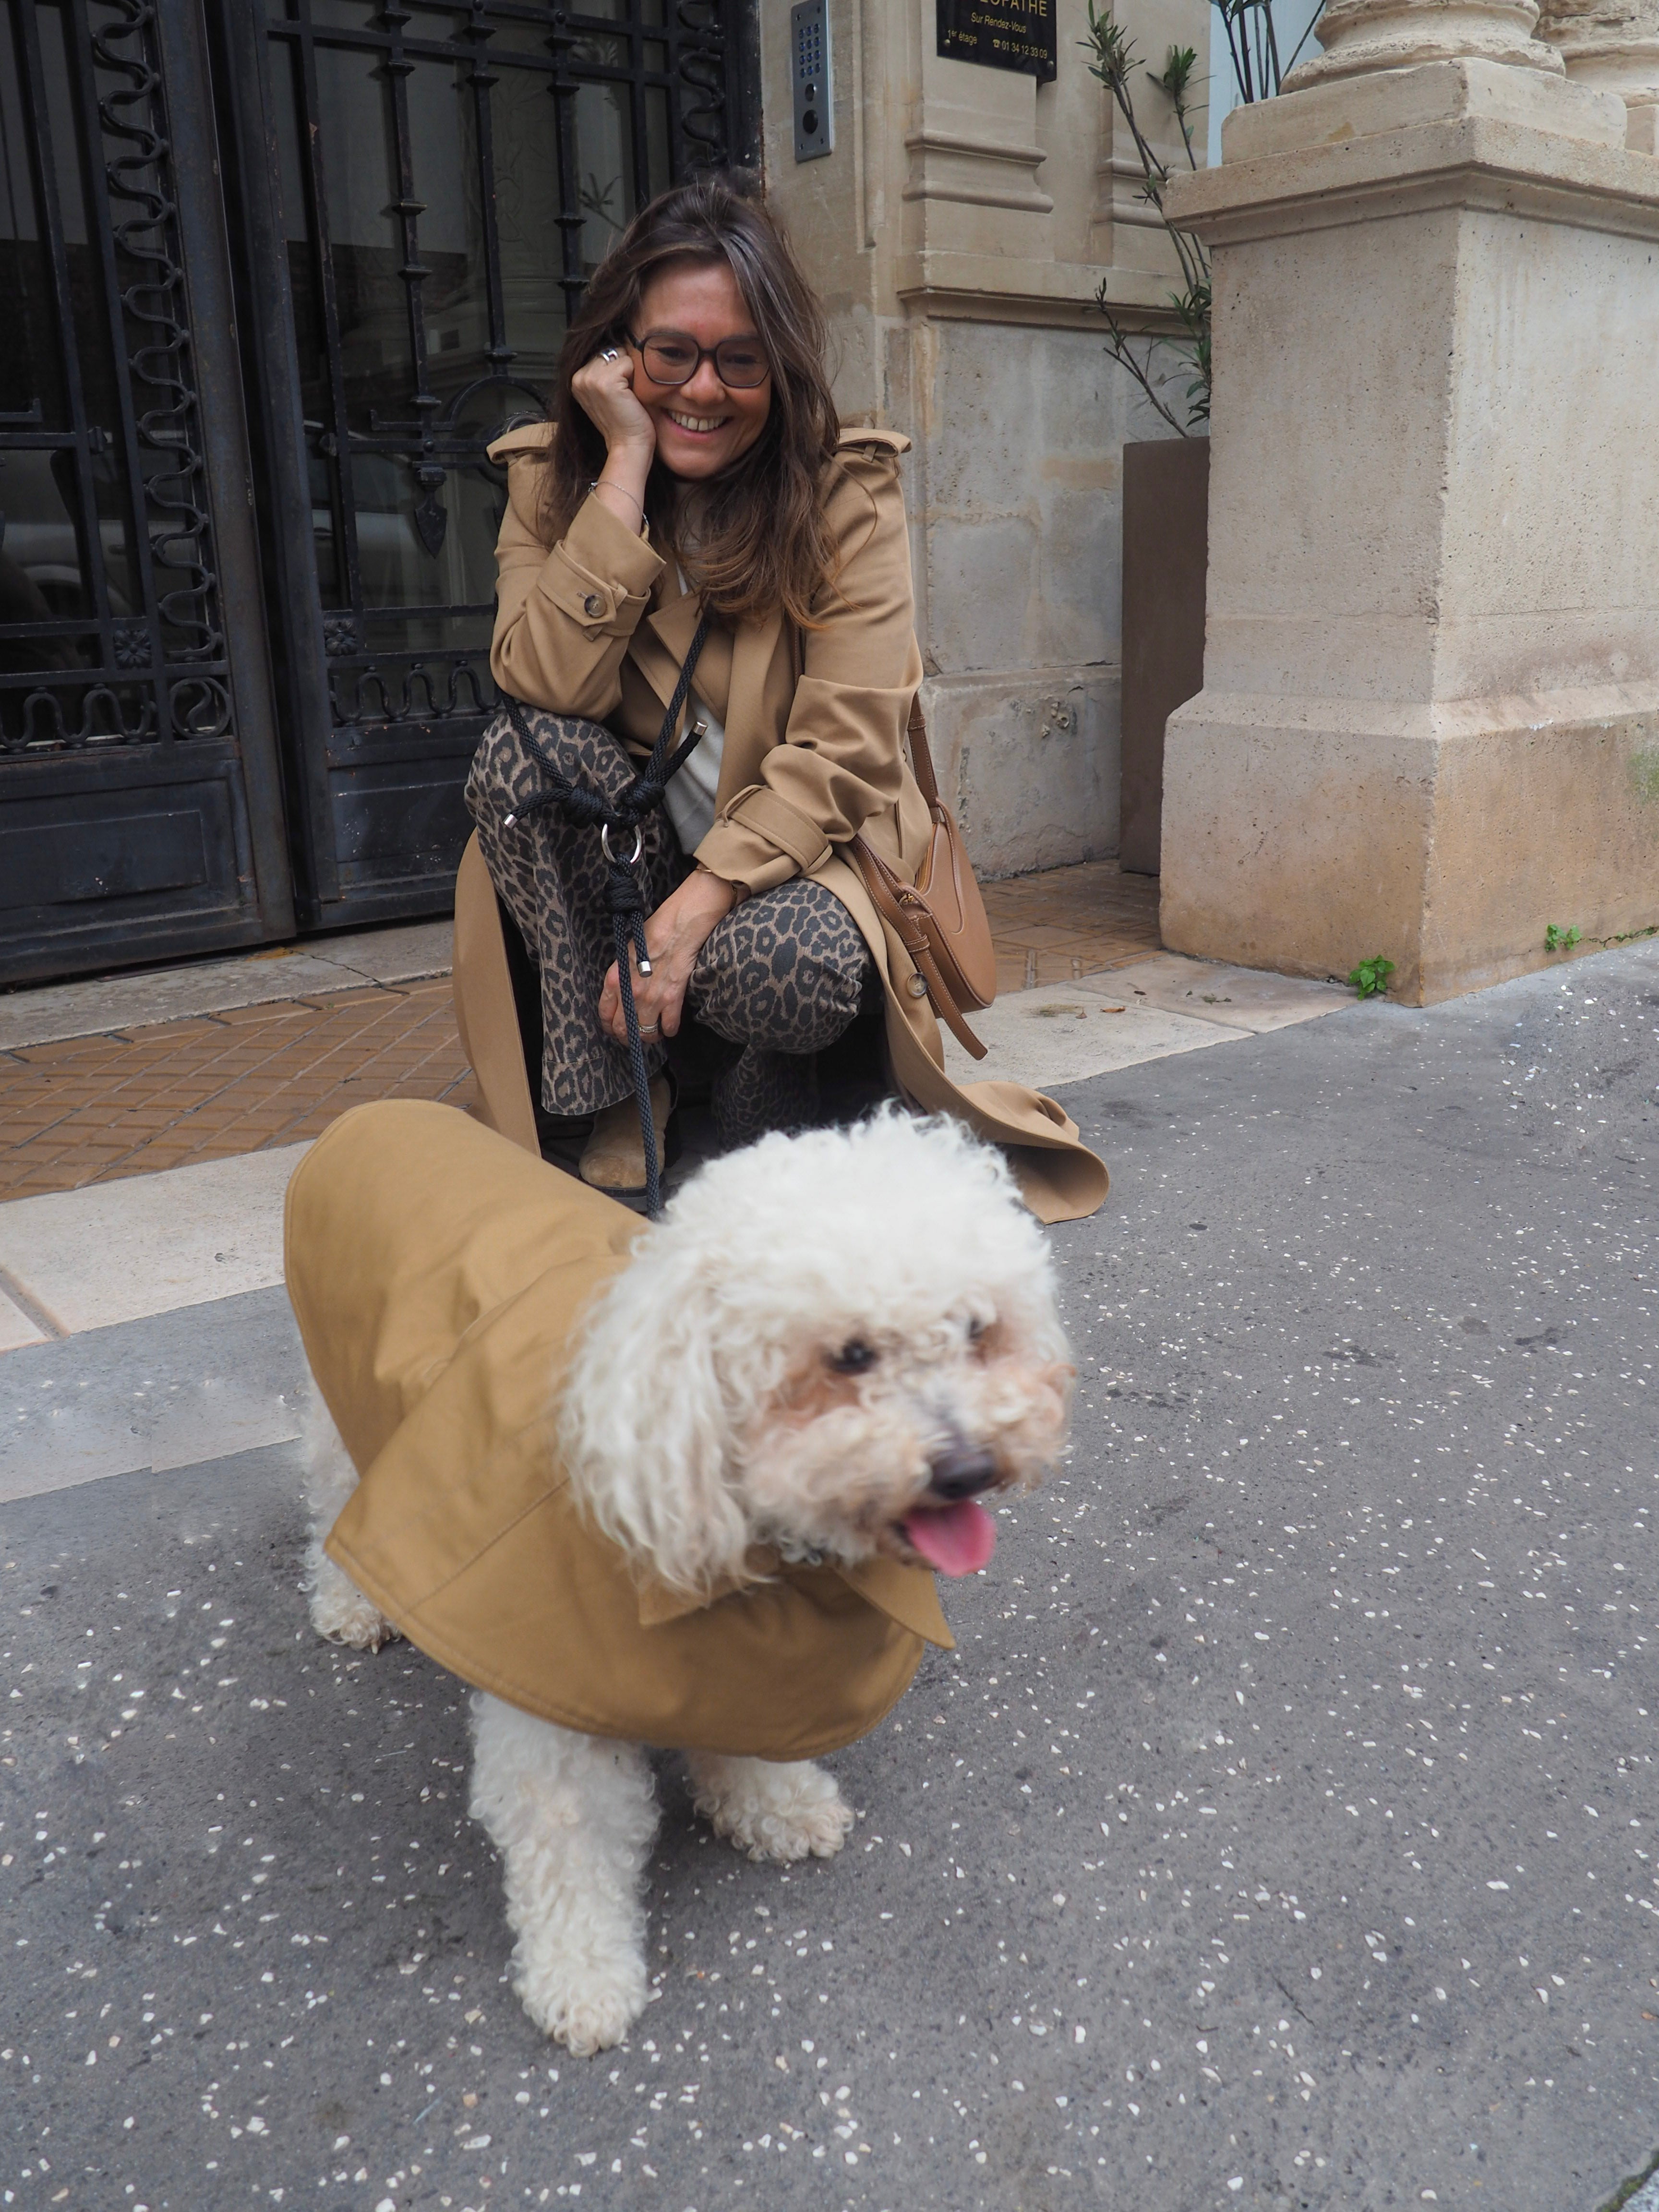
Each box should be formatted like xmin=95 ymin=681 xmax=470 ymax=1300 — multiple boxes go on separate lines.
xmin=936 ymin=0 xmax=1057 ymax=81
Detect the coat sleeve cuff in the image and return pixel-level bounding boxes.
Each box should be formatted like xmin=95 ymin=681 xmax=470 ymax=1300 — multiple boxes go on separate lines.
xmin=696 ymin=786 xmax=834 ymax=891
xmin=693 ymin=819 xmax=795 ymax=897
xmin=537 ymin=492 xmax=663 ymax=636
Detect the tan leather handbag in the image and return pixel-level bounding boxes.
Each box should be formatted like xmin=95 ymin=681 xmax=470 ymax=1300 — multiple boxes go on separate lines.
xmin=852 ymin=697 xmax=996 ymax=1058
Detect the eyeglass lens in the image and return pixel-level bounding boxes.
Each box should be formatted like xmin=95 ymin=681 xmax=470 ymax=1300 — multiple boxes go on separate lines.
xmin=633 ymin=333 xmax=769 ymax=388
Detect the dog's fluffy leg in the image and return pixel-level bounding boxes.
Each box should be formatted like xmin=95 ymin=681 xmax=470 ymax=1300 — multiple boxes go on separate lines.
xmin=685 ymin=1752 xmax=854 ymax=1863
xmin=301 ymin=1389 xmax=397 ymax=1651
xmin=469 ymin=1694 xmax=659 ymax=2055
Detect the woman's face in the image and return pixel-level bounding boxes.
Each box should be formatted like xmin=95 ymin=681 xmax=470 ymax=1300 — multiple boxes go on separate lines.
xmin=628 ymin=260 xmax=771 ymax=482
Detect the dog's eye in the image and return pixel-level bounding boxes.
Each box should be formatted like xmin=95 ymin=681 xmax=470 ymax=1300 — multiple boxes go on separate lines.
xmin=967 ymin=1315 xmax=987 ymax=1342
xmin=829 ymin=1339 xmax=878 ymax=1375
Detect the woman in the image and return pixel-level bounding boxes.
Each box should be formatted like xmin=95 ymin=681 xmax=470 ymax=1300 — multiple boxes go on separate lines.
xmin=466 ymin=175 xmax=1104 ymax=1222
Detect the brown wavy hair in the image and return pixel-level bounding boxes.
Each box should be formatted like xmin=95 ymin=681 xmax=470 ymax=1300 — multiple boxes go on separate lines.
xmin=539 ymin=174 xmax=840 ymax=630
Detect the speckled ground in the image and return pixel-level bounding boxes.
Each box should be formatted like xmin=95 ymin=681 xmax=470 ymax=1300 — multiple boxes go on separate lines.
xmin=1 ymin=943 xmax=1655 ymax=2212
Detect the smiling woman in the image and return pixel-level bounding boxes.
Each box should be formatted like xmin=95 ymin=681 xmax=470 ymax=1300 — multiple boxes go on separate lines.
xmin=461 ymin=174 xmax=1106 ymax=1223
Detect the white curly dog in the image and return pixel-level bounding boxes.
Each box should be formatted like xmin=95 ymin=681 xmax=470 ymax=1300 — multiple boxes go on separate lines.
xmin=302 ymin=1112 xmax=1071 ymax=2053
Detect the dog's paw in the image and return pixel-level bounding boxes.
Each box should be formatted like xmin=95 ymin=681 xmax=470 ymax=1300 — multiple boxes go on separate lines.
xmin=691 ymin=1756 xmax=855 ymax=1864
xmin=515 ymin=1952 xmax=649 ymax=2055
xmin=307 ymin=1555 xmax=398 ymax=1651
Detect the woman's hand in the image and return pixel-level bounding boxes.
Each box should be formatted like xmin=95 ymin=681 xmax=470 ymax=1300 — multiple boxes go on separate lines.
xmin=571 ymin=346 xmax=655 ymax=528
xmin=571 ymin=343 xmax=654 ymax=455
xmin=599 ymin=868 xmax=736 ymax=1044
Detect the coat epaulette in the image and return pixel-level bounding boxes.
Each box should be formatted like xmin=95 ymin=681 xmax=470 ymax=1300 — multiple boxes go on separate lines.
xmin=487 ymin=417 xmax=555 ymax=465
xmin=836 ymin=425 xmax=911 ymax=464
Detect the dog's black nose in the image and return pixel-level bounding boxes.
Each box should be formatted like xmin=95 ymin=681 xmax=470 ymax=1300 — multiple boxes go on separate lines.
xmin=927 ymin=1444 xmax=999 ymax=1501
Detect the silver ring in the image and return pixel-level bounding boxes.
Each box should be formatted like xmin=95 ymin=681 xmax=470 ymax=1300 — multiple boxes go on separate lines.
xmin=600 ymin=348 xmax=621 ymax=361
xmin=600 ymin=822 xmax=643 ymax=866
xmin=639 ymin=1022 xmax=661 ymax=1036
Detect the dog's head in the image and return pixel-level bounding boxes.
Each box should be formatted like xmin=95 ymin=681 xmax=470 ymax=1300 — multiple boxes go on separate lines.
xmin=559 ymin=1111 xmax=1074 ymax=1599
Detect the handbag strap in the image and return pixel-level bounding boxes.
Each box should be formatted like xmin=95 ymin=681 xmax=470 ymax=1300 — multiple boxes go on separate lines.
xmin=905 ymin=693 xmax=941 ymax=809
xmin=850 ymin=690 xmax=989 ymax=1058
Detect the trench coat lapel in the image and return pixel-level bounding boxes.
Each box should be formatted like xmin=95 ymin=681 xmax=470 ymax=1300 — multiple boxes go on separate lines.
xmin=631 ymin=552 xmax=779 ymax=805
xmin=636 ymin=563 xmax=734 ymax=728
xmin=714 ymin=606 xmax=785 ymax=813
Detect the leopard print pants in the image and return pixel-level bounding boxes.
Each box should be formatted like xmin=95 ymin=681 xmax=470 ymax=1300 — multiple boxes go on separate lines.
xmin=466 ymin=709 xmax=879 ymax=1146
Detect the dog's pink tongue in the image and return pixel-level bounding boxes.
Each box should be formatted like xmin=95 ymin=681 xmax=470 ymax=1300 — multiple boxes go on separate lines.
xmin=903 ymin=1500 xmax=997 ymax=1577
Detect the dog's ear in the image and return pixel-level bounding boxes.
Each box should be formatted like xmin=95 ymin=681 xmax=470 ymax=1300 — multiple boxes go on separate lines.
xmin=557 ymin=1236 xmax=752 ymax=1601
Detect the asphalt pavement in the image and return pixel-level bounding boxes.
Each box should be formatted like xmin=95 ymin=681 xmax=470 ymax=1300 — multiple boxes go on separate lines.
xmin=2 ymin=941 xmax=1656 ymax=2212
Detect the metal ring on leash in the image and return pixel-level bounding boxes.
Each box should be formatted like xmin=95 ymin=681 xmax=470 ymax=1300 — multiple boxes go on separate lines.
xmin=600 ymin=821 xmax=643 ymax=867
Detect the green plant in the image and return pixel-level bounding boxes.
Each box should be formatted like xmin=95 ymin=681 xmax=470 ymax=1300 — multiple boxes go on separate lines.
xmin=1083 ymin=0 xmax=1324 ymax=432
xmin=1544 ymin=923 xmax=1583 ymax=953
xmin=1083 ymin=9 xmax=1208 ymax=433
xmin=1347 ymin=955 xmax=1395 ymax=999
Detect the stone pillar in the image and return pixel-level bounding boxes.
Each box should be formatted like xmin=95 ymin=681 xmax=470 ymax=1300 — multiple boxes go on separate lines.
xmin=1285 ymin=0 xmax=1564 ymax=79
xmin=1158 ymin=4 xmax=1659 ymax=1002
xmin=1537 ymin=0 xmax=1659 ymax=151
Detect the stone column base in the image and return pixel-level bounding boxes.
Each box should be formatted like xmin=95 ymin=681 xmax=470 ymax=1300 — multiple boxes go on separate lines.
xmin=1161 ymin=687 xmax=1659 ymax=1001
xmin=919 ymin=666 xmax=1121 ymax=879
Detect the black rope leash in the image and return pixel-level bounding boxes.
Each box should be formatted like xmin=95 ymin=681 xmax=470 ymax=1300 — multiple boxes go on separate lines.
xmin=498 ymin=612 xmax=711 ymax=1217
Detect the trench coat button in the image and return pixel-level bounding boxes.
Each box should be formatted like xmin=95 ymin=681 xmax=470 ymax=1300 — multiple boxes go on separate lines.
xmin=583 ymin=592 xmax=604 ymax=618
xmin=907 ymin=973 xmax=930 ymax=998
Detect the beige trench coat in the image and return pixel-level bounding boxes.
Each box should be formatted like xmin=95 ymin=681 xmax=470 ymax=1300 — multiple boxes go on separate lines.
xmin=289 ymin=1098 xmax=952 ymax=1758
xmin=465 ymin=419 xmax=1107 ymax=1225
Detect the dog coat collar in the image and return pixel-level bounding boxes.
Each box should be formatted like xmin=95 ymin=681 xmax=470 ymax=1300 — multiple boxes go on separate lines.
xmin=633 ymin=1550 xmax=954 ymax=1648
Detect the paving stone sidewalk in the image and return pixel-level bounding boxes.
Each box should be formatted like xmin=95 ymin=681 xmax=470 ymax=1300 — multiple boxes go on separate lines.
xmin=0 ymin=863 xmax=1161 ymax=1204
xmin=1 ymin=938 xmax=1655 ymax=2212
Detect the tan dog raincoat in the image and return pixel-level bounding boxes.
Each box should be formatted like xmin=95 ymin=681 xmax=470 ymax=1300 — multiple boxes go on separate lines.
xmin=286 ymin=1099 xmax=952 ymax=1759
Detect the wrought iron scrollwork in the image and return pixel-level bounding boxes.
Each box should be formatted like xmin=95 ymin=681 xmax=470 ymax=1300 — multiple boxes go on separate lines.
xmin=94 ymin=4 xmax=224 ymax=677
xmin=2 ymin=0 xmax=230 ymax=757
xmin=329 ymin=655 xmax=493 ymax=733
xmin=676 ymin=1 xmax=732 ymax=166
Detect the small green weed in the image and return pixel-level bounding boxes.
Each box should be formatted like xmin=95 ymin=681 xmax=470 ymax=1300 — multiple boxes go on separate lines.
xmin=1544 ymin=923 xmax=1583 ymax=953
xmin=1346 ymin=955 xmax=1395 ymax=999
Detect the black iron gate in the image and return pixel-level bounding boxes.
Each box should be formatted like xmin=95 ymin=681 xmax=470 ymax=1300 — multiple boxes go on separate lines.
xmin=0 ymin=0 xmax=756 ymax=984
xmin=0 ymin=0 xmax=293 ymax=983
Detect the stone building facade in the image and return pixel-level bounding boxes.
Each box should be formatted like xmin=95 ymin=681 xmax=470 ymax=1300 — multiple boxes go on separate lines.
xmin=764 ymin=0 xmax=1208 ymax=878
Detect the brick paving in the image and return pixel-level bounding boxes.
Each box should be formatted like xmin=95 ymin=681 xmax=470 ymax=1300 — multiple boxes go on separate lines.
xmin=0 ymin=980 xmax=473 ymax=1202
xmin=980 ymin=859 xmax=1161 ymax=991
xmin=0 ymin=861 xmax=1161 ymax=1202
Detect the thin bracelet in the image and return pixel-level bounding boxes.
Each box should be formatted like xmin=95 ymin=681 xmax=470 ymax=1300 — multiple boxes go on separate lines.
xmin=589 ymin=478 xmax=644 ymax=521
